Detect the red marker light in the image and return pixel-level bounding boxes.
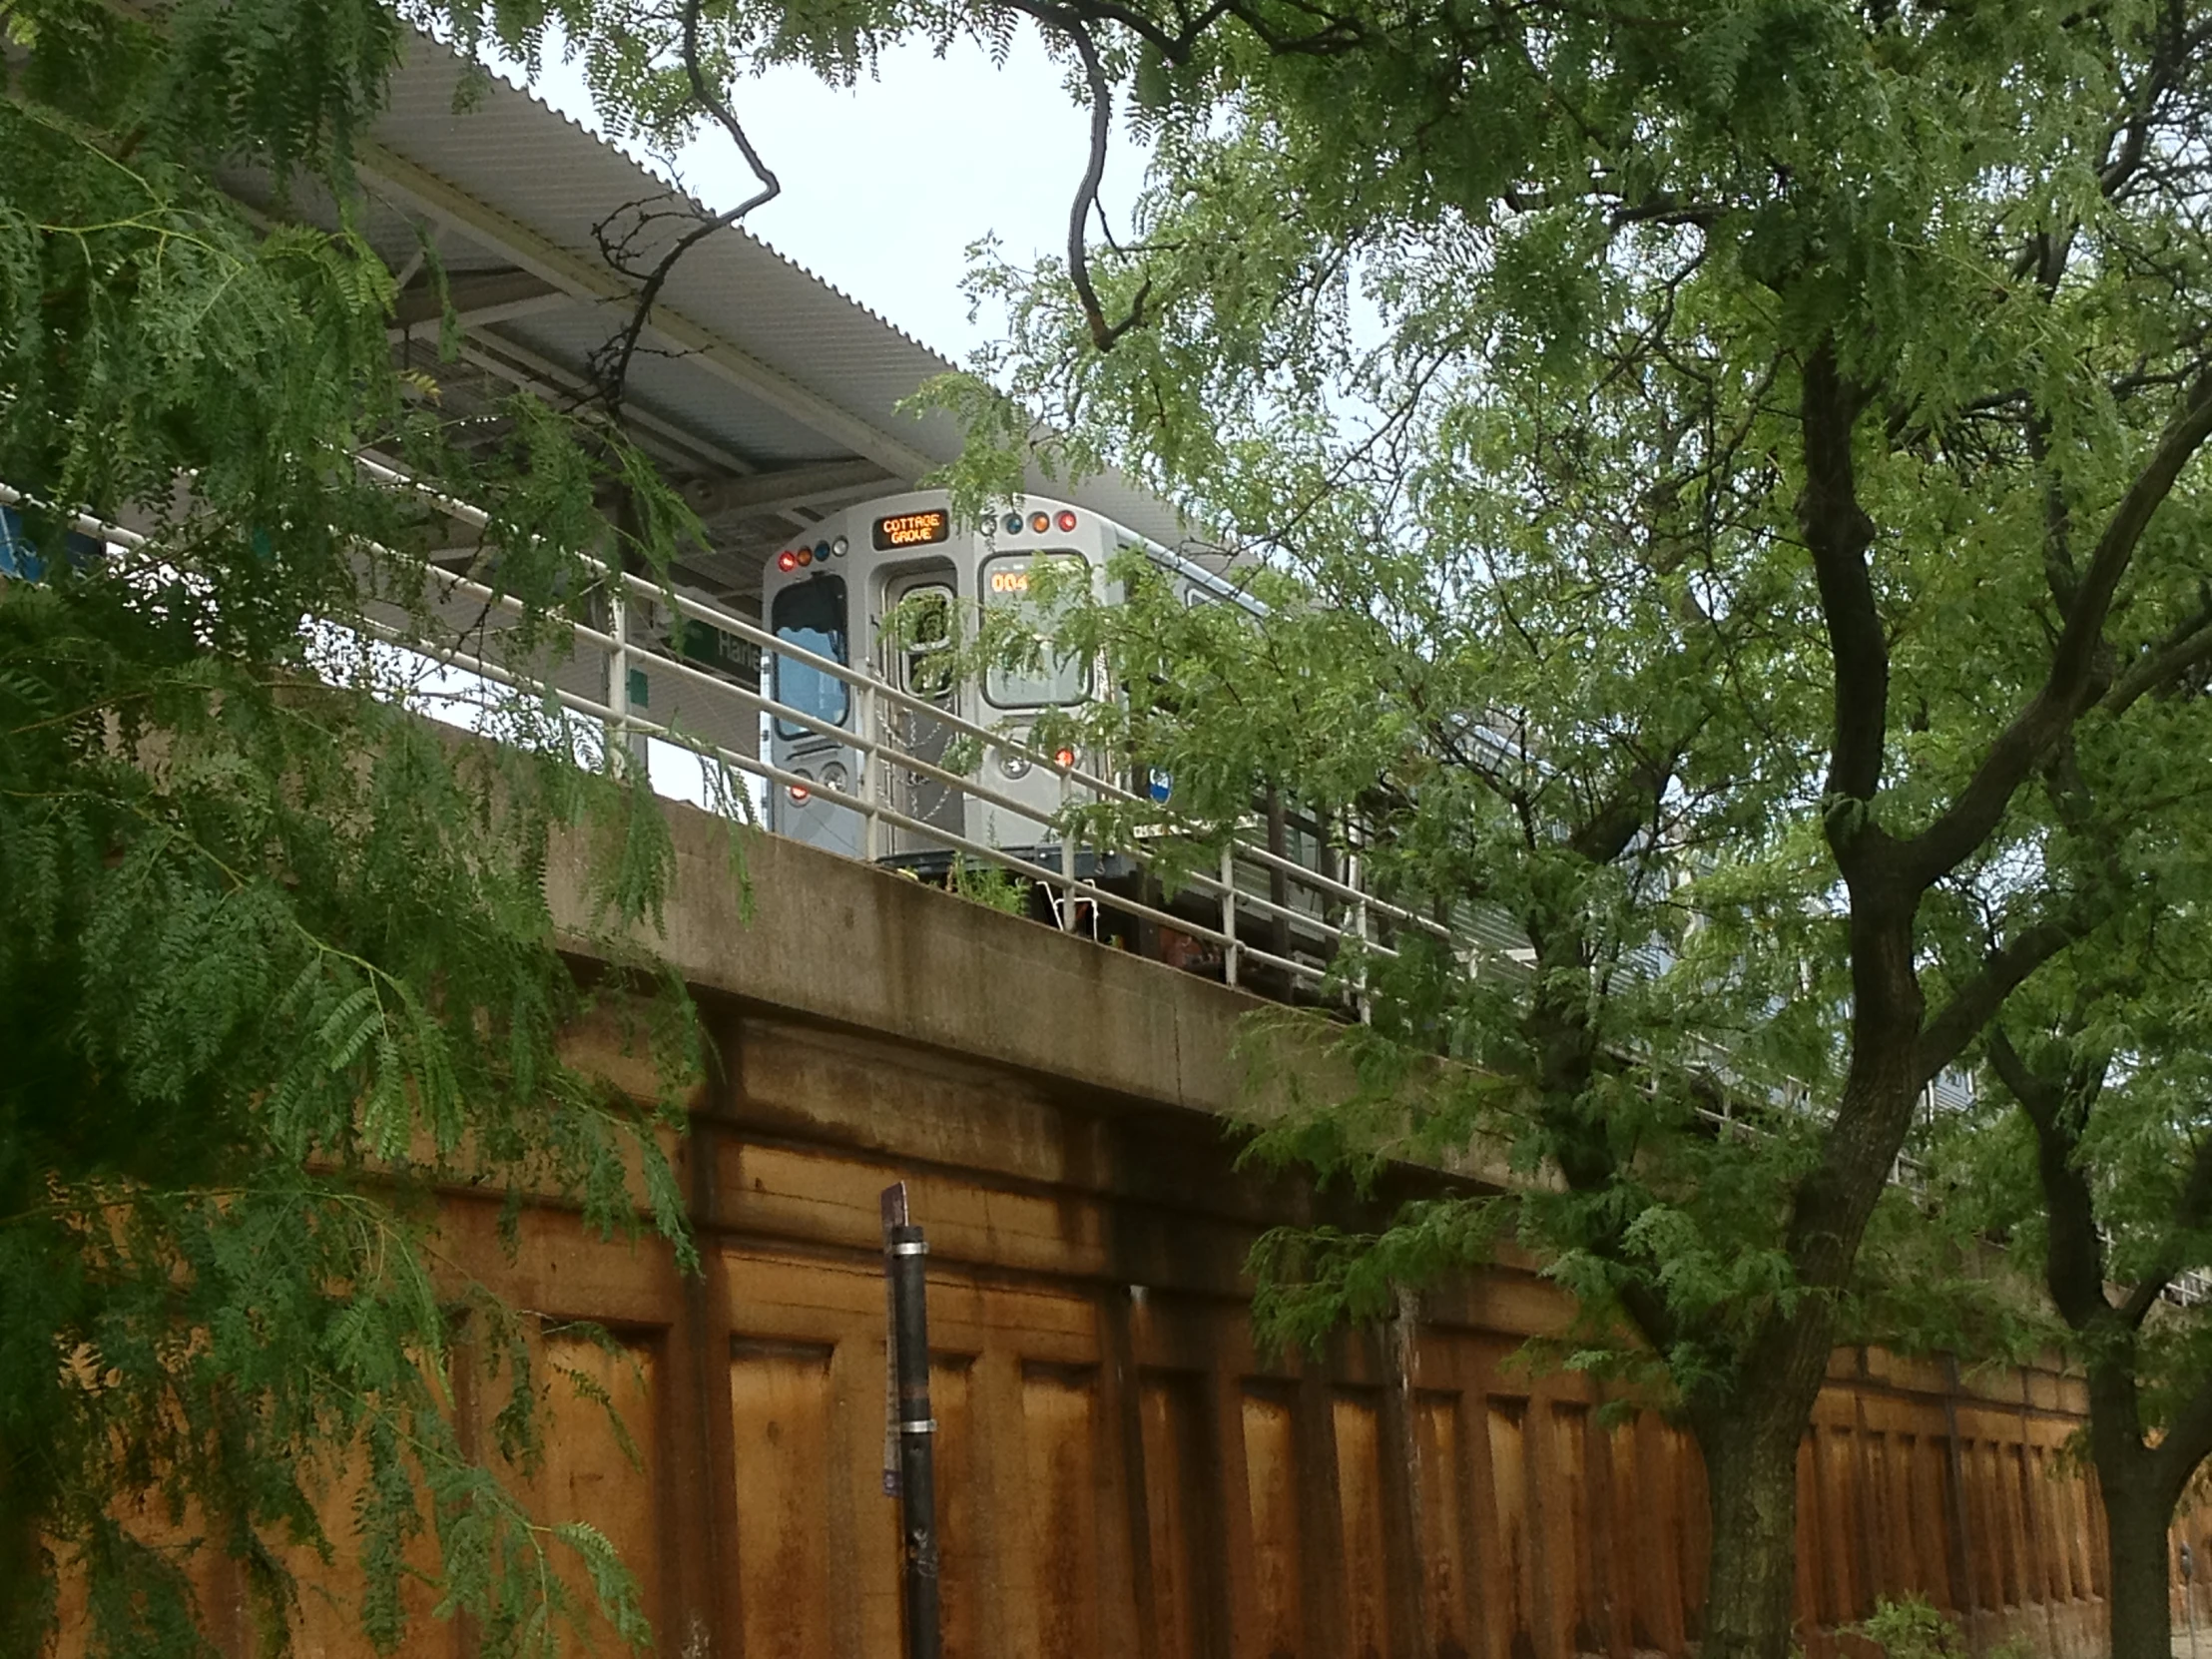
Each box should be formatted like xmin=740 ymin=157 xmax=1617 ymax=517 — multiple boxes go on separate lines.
xmin=787 ymin=783 xmax=811 ymax=803
xmin=1029 ymin=511 xmax=1051 ymax=534
xmin=1054 ymin=746 xmax=1076 ymax=769
xmin=1055 ymin=510 xmax=1078 ymax=532
xmin=777 ymin=550 xmax=799 ymax=572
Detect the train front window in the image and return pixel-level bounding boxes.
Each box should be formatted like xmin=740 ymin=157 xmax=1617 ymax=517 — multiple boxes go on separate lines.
xmin=772 ymin=575 xmax=848 ymax=740
xmin=980 ymin=554 xmax=1089 ymax=709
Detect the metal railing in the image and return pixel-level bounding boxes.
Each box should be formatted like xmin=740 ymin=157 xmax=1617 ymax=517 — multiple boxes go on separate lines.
xmin=351 ymin=457 xmax=1442 ymax=1006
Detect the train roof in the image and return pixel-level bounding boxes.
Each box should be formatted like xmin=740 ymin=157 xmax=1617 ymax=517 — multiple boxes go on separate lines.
xmin=214 ymin=32 xmax=1201 ymax=622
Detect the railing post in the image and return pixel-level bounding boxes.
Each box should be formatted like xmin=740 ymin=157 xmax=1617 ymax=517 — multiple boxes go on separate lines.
xmin=1058 ymin=762 xmax=1078 ymax=931
xmin=1221 ymin=845 xmax=1240 ymax=987
xmin=606 ymin=583 xmax=631 ymax=778
xmin=858 ymin=679 xmax=882 ymax=862
xmin=1350 ymin=848 xmax=1372 ymax=1025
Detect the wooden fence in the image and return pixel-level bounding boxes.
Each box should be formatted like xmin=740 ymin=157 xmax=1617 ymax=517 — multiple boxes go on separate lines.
xmin=55 ymin=991 xmax=2121 ymax=1659
xmin=51 ymin=808 xmax=2144 ymax=1659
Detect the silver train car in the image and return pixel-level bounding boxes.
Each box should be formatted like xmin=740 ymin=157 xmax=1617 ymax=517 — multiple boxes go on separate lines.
xmin=761 ymin=488 xmax=1240 ymax=867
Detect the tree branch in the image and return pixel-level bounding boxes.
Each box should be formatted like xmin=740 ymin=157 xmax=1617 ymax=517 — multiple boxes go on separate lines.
xmin=1914 ymin=916 xmax=2082 ymax=1086
xmin=1901 ymin=369 xmax=2212 ymax=888
xmin=1796 ymin=341 xmax=1887 ymax=847
xmin=2116 ymin=1128 xmax=2212 ymax=1329
xmin=1986 ymin=1026 xmax=2116 ymax=1333
xmin=2102 ymin=596 xmax=2212 ymax=716
xmin=1059 ymin=21 xmax=1152 ymax=351
xmin=590 ymin=0 xmax=781 ymax=414
xmin=1000 ymin=0 xmax=1237 ymax=68
xmin=2150 ymin=1369 xmax=2212 ymax=1509
xmin=2095 ymin=0 xmax=2193 ymax=203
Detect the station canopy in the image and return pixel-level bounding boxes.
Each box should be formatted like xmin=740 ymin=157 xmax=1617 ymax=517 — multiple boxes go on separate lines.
xmin=218 ymin=33 xmax=1195 ymax=629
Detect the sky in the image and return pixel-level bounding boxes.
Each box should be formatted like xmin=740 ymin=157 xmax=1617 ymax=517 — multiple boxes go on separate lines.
xmin=520 ymin=28 xmax=1148 ymax=364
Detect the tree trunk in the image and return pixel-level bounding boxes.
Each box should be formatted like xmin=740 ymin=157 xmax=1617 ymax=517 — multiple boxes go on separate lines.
xmin=2102 ymin=1467 xmax=2176 ymax=1659
xmin=0 ymin=1496 xmax=51 ymax=1653
xmin=1674 ymin=1017 xmax=1909 ymax=1659
xmin=1692 ymin=1374 xmax=1821 ymax=1659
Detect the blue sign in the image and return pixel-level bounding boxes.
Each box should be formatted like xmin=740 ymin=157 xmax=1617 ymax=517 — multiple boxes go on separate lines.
xmin=0 ymin=505 xmax=44 ymax=580
xmin=0 ymin=503 xmax=105 ymax=581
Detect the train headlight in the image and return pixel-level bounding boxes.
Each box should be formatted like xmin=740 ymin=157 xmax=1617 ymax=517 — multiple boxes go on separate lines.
xmin=820 ymin=762 xmax=848 ymax=794
xmin=998 ymin=749 xmax=1031 ymax=781
xmin=830 ymin=535 xmax=849 ymax=557
xmin=787 ymin=768 xmax=813 ymax=804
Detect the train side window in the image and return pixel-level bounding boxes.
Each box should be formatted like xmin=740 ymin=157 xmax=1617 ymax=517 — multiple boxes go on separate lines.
xmin=771 ymin=575 xmax=849 ymax=740
xmin=979 ymin=553 xmax=1089 ymax=709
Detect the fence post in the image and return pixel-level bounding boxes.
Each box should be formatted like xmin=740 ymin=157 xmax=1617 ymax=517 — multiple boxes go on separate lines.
xmin=881 ymin=1183 xmax=940 ymax=1659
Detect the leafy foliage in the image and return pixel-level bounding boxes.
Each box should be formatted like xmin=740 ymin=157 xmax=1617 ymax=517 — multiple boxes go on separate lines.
xmin=1929 ymin=841 xmax=2212 ymax=1648
xmin=733 ymin=0 xmax=2212 ymax=1649
xmin=0 ymin=0 xmax=721 ymax=1650
xmin=1849 ymin=1594 xmax=2025 ymax=1659
xmin=945 ymin=851 xmax=1032 ymax=914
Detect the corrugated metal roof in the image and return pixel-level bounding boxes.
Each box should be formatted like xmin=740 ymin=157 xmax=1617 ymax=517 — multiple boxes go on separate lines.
xmin=265 ymin=34 xmax=1197 ymax=604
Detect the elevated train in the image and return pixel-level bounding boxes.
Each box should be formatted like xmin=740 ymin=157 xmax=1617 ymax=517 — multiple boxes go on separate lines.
xmin=762 ymin=488 xmax=1239 ymax=862
xmin=758 ymin=488 xmax=1349 ymax=979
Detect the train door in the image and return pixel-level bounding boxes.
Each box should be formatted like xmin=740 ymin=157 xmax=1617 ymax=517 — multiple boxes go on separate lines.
xmin=879 ymin=568 xmax=964 ymax=856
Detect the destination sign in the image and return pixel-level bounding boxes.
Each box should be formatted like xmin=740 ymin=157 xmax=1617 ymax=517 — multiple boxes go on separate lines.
xmin=873 ymin=510 xmax=950 ymax=550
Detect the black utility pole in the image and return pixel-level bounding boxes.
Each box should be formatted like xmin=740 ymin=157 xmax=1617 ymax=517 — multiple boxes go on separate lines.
xmin=881 ymin=1182 xmax=941 ymax=1659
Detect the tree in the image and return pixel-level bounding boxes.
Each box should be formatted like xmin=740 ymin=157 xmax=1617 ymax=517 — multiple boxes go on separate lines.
xmin=1938 ymin=832 xmax=2212 ymax=1659
xmin=735 ymin=0 xmax=2212 ymax=1651
xmin=0 ymin=1 xmax=744 ymax=1650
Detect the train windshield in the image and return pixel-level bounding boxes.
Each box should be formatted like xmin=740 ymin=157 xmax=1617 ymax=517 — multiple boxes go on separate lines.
xmin=771 ymin=575 xmax=848 ymax=740
xmin=980 ymin=554 xmax=1089 ymax=708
